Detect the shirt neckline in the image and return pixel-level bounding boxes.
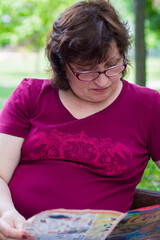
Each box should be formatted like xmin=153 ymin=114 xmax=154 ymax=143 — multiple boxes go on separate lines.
xmin=56 ymin=79 xmax=127 ymax=120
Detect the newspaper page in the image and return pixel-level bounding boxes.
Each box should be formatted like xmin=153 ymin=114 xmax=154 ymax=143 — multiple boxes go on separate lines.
xmin=106 ymin=205 xmax=160 ymax=240
xmin=24 ymin=209 xmax=124 ymax=240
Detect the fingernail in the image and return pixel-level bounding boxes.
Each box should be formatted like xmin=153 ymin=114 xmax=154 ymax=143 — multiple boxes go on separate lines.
xmin=22 ymin=234 xmax=28 ymax=239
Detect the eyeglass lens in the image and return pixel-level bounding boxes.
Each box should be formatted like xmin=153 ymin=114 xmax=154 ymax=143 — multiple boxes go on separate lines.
xmin=78 ymin=65 xmax=125 ymax=81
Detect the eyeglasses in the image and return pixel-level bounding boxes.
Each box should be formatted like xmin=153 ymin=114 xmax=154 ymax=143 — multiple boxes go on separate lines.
xmin=68 ymin=58 xmax=127 ymax=82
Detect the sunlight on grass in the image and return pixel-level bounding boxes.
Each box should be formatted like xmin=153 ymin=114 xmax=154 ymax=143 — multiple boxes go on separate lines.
xmin=0 ymin=50 xmax=160 ymax=88
xmin=147 ymin=57 xmax=160 ymax=82
xmin=0 ymin=50 xmax=49 ymax=86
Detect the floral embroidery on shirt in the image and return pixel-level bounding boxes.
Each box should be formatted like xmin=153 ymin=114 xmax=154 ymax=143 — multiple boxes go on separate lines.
xmin=29 ymin=129 xmax=132 ymax=176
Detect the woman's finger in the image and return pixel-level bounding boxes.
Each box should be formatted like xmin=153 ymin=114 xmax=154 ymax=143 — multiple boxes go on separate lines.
xmin=0 ymin=220 xmax=25 ymax=239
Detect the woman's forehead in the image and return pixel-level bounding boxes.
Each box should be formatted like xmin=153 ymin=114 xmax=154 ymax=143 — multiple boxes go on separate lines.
xmin=72 ymin=54 xmax=122 ymax=67
xmin=71 ymin=41 xmax=121 ymax=66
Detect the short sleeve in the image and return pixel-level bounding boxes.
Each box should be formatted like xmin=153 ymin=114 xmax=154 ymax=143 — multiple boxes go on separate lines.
xmin=148 ymin=91 xmax=160 ymax=162
xmin=0 ymin=79 xmax=34 ymax=138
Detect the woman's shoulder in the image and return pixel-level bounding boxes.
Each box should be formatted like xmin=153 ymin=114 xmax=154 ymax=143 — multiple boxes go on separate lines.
xmin=19 ymin=78 xmax=52 ymax=89
xmin=123 ymin=79 xmax=159 ymax=100
xmin=8 ymin=78 xmax=57 ymax=111
xmin=17 ymin=78 xmax=57 ymax=97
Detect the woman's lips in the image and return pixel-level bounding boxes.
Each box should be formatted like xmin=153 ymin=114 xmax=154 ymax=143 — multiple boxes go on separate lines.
xmin=92 ymin=87 xmax=108 ymax=93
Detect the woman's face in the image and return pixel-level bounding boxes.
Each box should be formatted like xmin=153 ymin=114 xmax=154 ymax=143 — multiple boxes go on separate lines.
xmin=66 ymin=42 xmax=124 ymax=104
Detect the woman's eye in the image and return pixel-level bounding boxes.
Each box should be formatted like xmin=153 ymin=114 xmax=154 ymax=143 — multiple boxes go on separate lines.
xmin=108 ymin=65 xmax=115 ymax=68
xmin=107 ymin=62 xmax=118 ymax=68
xmin=105 ymin=64 xmax=115 ymax=69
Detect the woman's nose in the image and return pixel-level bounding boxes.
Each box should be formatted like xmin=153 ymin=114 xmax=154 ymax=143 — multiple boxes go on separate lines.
xmin=94 ymin=72 xmax=109 ymax=86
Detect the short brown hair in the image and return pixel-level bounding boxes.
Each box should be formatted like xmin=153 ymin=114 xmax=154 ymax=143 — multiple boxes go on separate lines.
xmin=45 ymin=0 xmax=131 ymax=89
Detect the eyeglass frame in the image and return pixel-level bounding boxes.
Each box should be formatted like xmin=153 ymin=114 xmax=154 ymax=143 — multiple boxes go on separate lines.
xmin=67 ymin=58 xmax=127 ymax=82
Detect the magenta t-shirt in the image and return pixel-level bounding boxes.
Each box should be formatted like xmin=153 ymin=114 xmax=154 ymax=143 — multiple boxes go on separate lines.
xmin=0 ymin=78 xmax=160 ymax=219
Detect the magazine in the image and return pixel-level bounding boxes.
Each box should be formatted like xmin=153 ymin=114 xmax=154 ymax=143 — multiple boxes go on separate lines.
xmin=24 ymin=205 xmax=160 ymax=240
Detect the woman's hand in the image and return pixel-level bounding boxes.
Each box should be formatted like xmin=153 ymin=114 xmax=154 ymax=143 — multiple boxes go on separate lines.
xmin=0 ymin=133 xmax=26 ymax=240
xmin=0 ymin=209 xmax=28 ymax=240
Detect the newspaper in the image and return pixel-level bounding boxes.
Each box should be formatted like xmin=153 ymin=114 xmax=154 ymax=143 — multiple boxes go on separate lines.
xmin=107 ymin=205 xmax=160 ymax=239
xmin=24 ymin=205 xmax=160 ymax=240
xmin=24 ymin=209 xmax=123 ymax=240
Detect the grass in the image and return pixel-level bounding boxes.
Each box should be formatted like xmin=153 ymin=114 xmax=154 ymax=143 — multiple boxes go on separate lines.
xmin=0 ymin=50 xmax=49 ymax=109
xmin=0 ymin=50 xmax=49 ymax=86
xmin=0 ymin=50 xmax=160 ymax=191
xmin=0 ymin=86 xmax=15 ymax=110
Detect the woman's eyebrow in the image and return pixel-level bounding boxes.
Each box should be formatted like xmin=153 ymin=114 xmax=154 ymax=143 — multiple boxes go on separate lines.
xmin=74 ymin=63 xmax=95 ymax=71
xmin=75 ymin=62 xmax=95 ymax=67
xmin=106 ymin=56 xmax=122 ymax=65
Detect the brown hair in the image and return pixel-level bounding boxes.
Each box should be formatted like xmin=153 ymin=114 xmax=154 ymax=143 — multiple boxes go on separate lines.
xmin=45 ymin=0 xmax=131 ymax=89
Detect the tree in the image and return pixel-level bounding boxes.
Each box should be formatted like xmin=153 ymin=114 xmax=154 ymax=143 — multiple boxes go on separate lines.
xmin=0 ymin=0 xmax=77 ymax=72
xmin=146 ymin=0 xmax=160 ymax=48
xmin=113 ymin=0 xmax=160 ymax=86
xmin=0 ymin=0 xmax=76 ymax=49
xmin=133 ymin=0 xmax=146 ymax=86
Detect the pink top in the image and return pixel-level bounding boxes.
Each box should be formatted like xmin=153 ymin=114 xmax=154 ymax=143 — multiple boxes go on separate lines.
xmin=0 ymin=78 xmax=160 ymax=219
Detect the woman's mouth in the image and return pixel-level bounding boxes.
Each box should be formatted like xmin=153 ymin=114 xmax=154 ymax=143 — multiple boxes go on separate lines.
xmin=92 ymin=87 xmax=108 ymax=93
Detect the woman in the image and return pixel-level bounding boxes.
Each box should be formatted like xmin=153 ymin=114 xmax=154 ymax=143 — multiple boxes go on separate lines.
xmin=0 ymin=0 xmax=160 ymax=239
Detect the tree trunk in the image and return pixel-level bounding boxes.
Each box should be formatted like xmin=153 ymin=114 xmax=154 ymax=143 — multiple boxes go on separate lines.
xmin=133 ymin=0 xmax=146 ymax=86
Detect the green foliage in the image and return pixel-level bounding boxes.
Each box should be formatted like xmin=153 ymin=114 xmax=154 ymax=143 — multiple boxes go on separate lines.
xmin=0 ymin=0 xmax=77 ymax=49
xmin=145 ymin=0 xmax=160 ymax=48
xmin=1 ymin=0 xmax=160 ymax=50
xmin=138 ymin=160 xmax=160 ymax=191
xmin=112 ymin=0 xmax=160 ymax=49
xmin=110 ymin=0 xmax=134 ymax=22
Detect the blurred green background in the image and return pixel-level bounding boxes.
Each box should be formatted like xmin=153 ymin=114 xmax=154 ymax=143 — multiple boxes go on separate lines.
xmin=0 ymin=0 xmax=160 ymax=191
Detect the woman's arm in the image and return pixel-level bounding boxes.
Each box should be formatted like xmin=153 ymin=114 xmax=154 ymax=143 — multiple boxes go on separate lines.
xmin=0 ymin=133 xmax=27 ymax=239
